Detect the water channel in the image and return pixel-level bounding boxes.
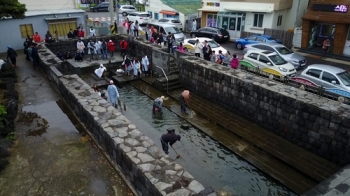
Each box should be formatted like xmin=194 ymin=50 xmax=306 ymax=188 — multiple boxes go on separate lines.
xmin=113 ymin=83 xmax=297 ymax=196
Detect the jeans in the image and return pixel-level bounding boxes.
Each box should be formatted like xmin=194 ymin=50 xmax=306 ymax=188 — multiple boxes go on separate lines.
xmin=102 ymin=49 xmax=107 ymax=59
xmin=121 ymin=49 xmax=127 ymax=57
xmin=160 ymin=138 xmax=169 ymax=154
xmin=180 ymin=104 xmax=187 ymax=114
xmin=109 ymin=50 xmax=114 ymax=58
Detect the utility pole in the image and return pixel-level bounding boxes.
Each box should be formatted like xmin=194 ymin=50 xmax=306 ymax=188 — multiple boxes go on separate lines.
xmin=116 ymin=1 xmax=119 ymax=26
xmin=109 ymin=0 xmax=114 ymax=26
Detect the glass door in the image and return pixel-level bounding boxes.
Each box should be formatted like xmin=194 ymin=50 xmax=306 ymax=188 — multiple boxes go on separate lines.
xmin=222 ymin=17 xmax=229 ymax=29
xmin=343 ymin=26 xmax=350 ymax=56
xmin=228 ymin=17 xmax=236 ymax=38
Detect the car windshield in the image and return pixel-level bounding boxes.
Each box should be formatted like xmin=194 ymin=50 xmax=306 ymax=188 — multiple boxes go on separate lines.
xmin=165 ymin=27 xmax=182 ymax=34
xmin=171 ymin=20 xmax=181 ymax=23
xmin=337 ymin=71 xmax=350 ymax=86
xmin=268 ymin=54 xmax=288 ymax=65
xmin=275 ymin=47 xmax=293 ymax=55
xmin=207 ymin=40 xmax=220 ymax=48
xmin=139 ymin=14 xmax=150 ymax=17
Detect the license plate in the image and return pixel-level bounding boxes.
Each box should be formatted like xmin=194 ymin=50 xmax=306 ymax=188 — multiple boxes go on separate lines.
xmin=224 ymin=36 xmax=228 ymax=38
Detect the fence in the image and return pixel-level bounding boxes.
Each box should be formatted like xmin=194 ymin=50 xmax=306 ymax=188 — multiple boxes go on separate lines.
xmin=240 ymin=28 xmax=294 ymax=48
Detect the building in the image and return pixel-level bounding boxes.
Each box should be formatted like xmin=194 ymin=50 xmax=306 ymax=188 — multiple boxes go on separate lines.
xmin=301 ymin=0 xmax=350 ymax=57
xmin=143 ymin=0 xmax=202 ymax=30
xmin=198 ymin=0 xmax=309 ymax=39
xmin=0 ymin=0 xmax=86 ymax=53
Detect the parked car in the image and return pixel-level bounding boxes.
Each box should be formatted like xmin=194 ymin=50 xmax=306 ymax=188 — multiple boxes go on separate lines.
xmin=119 ymin=5 xmax=137 ymax=16
xmin=158 ymin=18 xmax=183 ymax=30
xmin=190 ymin=27 xmax=230 ymax=43
xmin=127 ymin=12 xmax=151 ymax=24
xmin=241 ymin=50 xmax=296 ymax=77
xmin=90 ymin=2 xmax=109 ymax=12
xmin=146 ymin=22 xmax=186 ymax=42
xmin=235 ymin=35 xmax=282 ymax=50
xmin=183 ymin=37 xmax=227 ymax=55
xmin=295 ymin=64 xmax=350 ymax=95
xmin=243 ymin=42 xmax=306 ymax=69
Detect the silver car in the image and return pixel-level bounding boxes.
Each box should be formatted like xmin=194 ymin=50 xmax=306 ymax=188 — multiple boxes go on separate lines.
xmin=299 ymin=64 xmax=350 ymax=93
xmin=119 ymin=5 xmax=137 ymax=16
xmin=243 ymin=42 xmax=306 ymax=69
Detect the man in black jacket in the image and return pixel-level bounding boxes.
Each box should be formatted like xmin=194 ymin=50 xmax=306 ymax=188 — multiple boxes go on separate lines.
xmin=160 ymin=128 xmax=181 ymax=154
xmin=7 ymin=46 xmax=17 ymax=68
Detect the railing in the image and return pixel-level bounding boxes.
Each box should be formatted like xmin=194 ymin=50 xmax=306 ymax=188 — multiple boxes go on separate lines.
xmin=155 ymin=65 xmax=169 ymax=93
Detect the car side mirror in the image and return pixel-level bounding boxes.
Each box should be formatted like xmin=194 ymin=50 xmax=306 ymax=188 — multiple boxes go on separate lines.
xmin=267 ymin=62 xmax=272 ymax=66
xmin=331 ymin=80 xmax=337 ymax=84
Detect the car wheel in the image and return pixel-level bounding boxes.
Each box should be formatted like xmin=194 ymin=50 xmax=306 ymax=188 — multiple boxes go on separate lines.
xmin=93 ymin=9 xmax=97 ymax=12
xmin=236 ymin=42 xmax=243 ymax=50
xmin=191 ymin=34 xmax=196 ymax=38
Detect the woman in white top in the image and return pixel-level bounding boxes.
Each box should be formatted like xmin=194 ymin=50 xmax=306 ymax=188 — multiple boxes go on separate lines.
xmin=194 ymin=39 xmax=203 ymax=57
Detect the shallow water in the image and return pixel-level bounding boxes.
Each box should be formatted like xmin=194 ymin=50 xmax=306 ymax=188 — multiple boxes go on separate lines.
xmin=117 ymin=84 xmax=297 ymax=196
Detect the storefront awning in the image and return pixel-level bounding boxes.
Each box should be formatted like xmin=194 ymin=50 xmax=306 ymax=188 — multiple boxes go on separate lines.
xmin=159 ymin=10 xmax=179 ymax=15
xmin=302 ymin=11 xmax=350 ymax=24
xmin=45 ymin=16 xmax=79 ymax=21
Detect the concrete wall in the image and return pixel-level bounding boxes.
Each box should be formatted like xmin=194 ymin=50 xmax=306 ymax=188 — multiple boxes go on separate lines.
xmin=177 ymin=56 xmax=350 ymax=166
xmin=19 ymin=0 xmax=76 ymax=10
xmin=35 ymin=47 xmax=210 ymax=195
xmin=0 ymin=11 xmax=85 ymax=53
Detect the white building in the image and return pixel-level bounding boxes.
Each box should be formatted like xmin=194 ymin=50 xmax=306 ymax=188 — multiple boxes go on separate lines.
xmin=198 ymin=0 xmax=309 ymax=39
xmin=143 ymin=0 xmax=202 ymax=31
xmin=0 ymin=0 xmax=85 ymax=53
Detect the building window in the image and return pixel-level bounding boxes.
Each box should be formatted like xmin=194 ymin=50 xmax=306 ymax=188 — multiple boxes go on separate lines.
xmin=154 ymin=13 xmax=159 ymax=20
xmin=253 ymin=13 xmax=264 ymax=28
xmin=277 ymin=15 xmax=282 ymax=26
xmin=148 ymin=11 xmax=153 ymax=18
xmin=19 ymin=24 xmax=34 ymax=38
xmin=163 ymin=14 xmax=179 ymax=19
xmin=207 ymin=14 xmax=217 ymax=27
xmin=47 ymin=18 xmax=77 ymax=37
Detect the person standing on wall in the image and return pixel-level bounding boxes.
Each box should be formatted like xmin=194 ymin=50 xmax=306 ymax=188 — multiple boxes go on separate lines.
xmin=107 ymin=40 xmax=115 ymax=58
xmin=7 ymin=46 xmax=17 ymax=68
xmin=192 ymin=19 xmax=197 ymax=31
xmin=134 ymin=20 xmax=139 ymax=38
xmin=128 ymin=38 xmax=135 ymax=57
xmin=89 ymin=26 xmax=96 ymax=37
xmin=194 ymin=39 xmax=202 ymax=57
xmin=33 ymin=32 xmax=41 ymax=43
xmin=101 ymin=39 xmax=108 ymax=59
xmin=322 ymin=38 xmax=330 ymax=59
xmin=119 ymin=38 xmax=128 ymax=58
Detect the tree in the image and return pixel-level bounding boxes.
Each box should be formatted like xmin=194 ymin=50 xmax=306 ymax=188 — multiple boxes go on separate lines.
xmin=0 ymin=0 xmax=27 ymax=19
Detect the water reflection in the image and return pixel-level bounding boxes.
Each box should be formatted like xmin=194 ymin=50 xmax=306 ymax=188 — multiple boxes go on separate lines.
xmin=117 ymin=85 xmax=297 ymax=196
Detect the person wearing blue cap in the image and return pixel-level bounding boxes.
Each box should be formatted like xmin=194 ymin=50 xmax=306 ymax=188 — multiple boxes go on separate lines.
xmin=7 ymin=46 xmax=17 ymax=68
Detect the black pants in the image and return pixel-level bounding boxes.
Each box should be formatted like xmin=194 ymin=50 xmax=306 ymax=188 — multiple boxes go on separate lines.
xmin=322 ymin=48 xmax=327 ymax=57
xmin=129 ymin=49 xmax=134 ymax=57
xmin=145 ymin=33 xmax=148 ymax=41
xmin=121 ymin=49 xmax=127 ymax=57
xmin=195 ymin=53 xmax=200 ymax=57
xmin=160 ymin=138 xmax=169 ymax=154
xmin=167 ymin=45 xmax=171 ymax=53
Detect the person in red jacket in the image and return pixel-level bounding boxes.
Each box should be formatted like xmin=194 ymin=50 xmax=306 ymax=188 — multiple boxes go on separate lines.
xmin=78 ymin=29 xmax=85 ymax=38
xmin=119 ymin=39 xmax=128 ymax=58
xmin=33 ymin=32 xmax=41 ymax=43
xmin=107 ymin=40 xmax=115 ymax=58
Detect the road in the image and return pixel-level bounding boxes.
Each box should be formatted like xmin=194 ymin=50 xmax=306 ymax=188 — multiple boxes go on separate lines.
xmin=87 ymin=11 xmax=350 ymax=73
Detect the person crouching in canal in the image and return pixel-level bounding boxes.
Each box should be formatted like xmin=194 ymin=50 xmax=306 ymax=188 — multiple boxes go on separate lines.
xmin=179 ymin=90 xmax=190 ymax=114
xmin=160 ymin=128 xmax=181 ymax=155
xmin=153 ymin=96 xmax=165 ymax=113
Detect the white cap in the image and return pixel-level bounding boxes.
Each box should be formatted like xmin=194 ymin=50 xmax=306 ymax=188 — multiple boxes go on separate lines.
xmin=109 ymin=40 xmax=112 ymax=42
xmin=160 ymin=96 xmax=165 ymax=99
xmin=100 ymin=64 xmax=103 ymax=67
xmin=110 ymin=80 xmax=113 ymax=84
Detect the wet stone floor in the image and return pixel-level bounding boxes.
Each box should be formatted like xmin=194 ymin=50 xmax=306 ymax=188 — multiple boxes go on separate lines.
xmin=0 ymin=55 xmax=132 ymax=196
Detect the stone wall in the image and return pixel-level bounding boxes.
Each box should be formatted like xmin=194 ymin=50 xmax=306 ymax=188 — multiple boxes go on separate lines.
xmin=177 ymin=56 xmax=350 ymax=166
xmin=48 ymin=71 xmax=208 ymax=195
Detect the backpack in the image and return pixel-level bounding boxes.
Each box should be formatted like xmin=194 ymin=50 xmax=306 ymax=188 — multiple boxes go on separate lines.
xmin=101 ymin=42 xmax=107 ymax=50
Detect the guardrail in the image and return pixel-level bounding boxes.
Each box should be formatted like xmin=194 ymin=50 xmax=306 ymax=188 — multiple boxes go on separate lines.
xmin=154 ymin=65 xmax=169 ymax=93
xmin=240 ymin=65 xmax=350 ymax=105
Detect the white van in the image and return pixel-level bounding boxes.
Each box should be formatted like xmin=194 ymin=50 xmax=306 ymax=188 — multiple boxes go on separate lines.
xmin=142 ymin=22 xmax=186 ymax=42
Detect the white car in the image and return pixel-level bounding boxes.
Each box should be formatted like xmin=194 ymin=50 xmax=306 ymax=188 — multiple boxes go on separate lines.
xmin=119 ymin=5 xmax=137 ymax=16
xmin=158 ymin=18 xmax=183 ymax=30
xmin=241 ymin=50 xmax=296 ymax=77
xmin=183 ymin=37 xmax=227 ymax=55
xmin=127 ymin=12 xmax=151 ymax=24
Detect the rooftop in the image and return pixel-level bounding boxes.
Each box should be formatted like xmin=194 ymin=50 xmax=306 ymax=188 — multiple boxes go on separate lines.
xmin=25 ymin=9 xmax=85 ymax=17
xmin=160 ymin=0 xmax=202 ymax=15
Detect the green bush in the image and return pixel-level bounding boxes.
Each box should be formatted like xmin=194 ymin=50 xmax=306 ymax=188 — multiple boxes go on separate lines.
xmin=89 ymin=4 xmax=96 ymax=7
xmin=0 ymin=105 xmax=7 ymax=129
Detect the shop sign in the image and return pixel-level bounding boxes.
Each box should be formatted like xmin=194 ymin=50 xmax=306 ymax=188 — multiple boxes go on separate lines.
xmin=206 ymin=2 xmax=220 ymax=7
xmin=313 ymin=4 xmax=348 ymax=13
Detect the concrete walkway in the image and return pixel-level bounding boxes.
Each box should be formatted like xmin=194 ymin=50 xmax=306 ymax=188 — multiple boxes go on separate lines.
xmin=137 ymin=78 xmax=340 ymax=195
xmin=0 ymin=54 xmax=133 ymax=195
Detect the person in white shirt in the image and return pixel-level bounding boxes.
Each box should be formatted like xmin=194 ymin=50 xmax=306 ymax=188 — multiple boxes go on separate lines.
xmin=141 ymin=55 xmax=150 ymax=75
xmin=94 ymin=64 xmax=107 ymax=78
xmin=76 ymin=39 xmax=85 ymax=58
xmin=89 ymin=26 xmax=96 ymax=37
xmin=194 ymin=39 xmax=203 ymax=57
xmin=192 ymin=19 xmax=197 ymax=31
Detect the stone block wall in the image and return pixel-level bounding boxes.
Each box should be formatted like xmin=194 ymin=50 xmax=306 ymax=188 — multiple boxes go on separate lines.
xmin=178 ymin=56 xmax=350 ymax=166
xmin=55 ymin=73 xmax=207 ymax=196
